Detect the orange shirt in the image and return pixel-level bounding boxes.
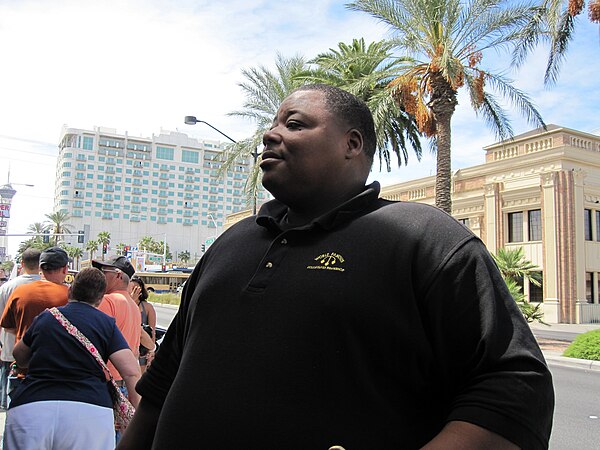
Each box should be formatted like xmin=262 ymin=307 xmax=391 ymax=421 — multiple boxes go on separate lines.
xmin=0 ymin=280 xmax=69 ymax=342
xmin=98 ymin=289 xmax=141 ymax=380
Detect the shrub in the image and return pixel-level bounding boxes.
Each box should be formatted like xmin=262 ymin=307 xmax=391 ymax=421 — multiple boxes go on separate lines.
xmin=563 ymin=329 xmax=600 ymax=361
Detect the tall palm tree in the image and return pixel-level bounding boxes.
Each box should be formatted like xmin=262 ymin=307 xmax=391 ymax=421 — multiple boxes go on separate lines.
xmin=27 ymin=222 xmax=48 ymax=245
xmin=348 ymin=0 xmax=546 ymax=213
xmin=515 ymin=0 xmax=600 ymax=85
xmin=97 ymin=231 xmax=111 ymax=261
xmin=44 ymin=211 xmax=73 ymax=245
xmin=85 ymin=239 xmax=99 ymax=261
xmin=298 ymin=38 xmax=422 ymax=171
xmin=223 ymin=53 xmax=308 ymax=207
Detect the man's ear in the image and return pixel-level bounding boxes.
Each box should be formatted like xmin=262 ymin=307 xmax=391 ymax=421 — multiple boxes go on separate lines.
xmin=345 ymin=129 xmax=364 ymax=159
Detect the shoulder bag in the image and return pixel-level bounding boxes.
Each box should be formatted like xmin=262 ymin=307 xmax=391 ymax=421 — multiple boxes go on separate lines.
xmin=47 ymin=307 xmax=135 ymax=430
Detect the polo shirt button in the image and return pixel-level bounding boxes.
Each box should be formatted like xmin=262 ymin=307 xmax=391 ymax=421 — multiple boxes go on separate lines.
xmin=265 ymin=262 xmax=273 ymax=268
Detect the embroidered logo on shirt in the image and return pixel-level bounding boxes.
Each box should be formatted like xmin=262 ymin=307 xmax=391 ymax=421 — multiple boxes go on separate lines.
xmin=307 ymin=252 xmax=345 ymax=272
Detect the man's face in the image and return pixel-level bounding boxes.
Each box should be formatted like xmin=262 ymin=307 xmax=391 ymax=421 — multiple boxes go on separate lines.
xmin=260 ymin=90 xmax=351 ymax=207
xmin=100 ymin=267 xmax=120 ymax=293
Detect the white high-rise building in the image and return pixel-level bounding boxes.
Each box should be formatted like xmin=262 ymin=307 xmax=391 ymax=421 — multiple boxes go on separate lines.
xmin=54 ymin=126 xmax=266 ymax=263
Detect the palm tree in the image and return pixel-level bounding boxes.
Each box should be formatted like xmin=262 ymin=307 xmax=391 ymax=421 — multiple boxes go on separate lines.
xmin=68 ymin=246 xmax=84 ymax=270
xmin=44 ymin=211 xmax=73 ymax=245
xmin=139 ymin=236 xmax=155 ymax=252
xmin=85 ymin=239 xmax=99 ymax=261
xmin=116 ymin=242 xmax=127 ymax=256
xmin=97 ymin=231 xmax=111 ymax=261
xmin=514 ymin=0 xmax=600 ymax=85
xmin=179 ymin=250 xmax=191 ymax=264
xmin=298 ymin=38 xmax=422 ymax=171
xmin=493 ymin=247 xmax=544 ymax=323
xmin=348 ymin=0 xmax=546 ymax=213
xmin=223 ymin=53 xmax=308 ymax=207
xmin=27 ymin=222 xmax=48 ymax=245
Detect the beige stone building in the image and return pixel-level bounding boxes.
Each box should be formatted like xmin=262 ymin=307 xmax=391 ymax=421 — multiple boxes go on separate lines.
xmin=381 ymin=125 xmax=600 ymax=324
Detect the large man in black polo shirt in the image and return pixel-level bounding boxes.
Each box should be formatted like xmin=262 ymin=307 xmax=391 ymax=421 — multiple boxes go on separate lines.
xmin=120 ymin=85 xmax=554 ymax=450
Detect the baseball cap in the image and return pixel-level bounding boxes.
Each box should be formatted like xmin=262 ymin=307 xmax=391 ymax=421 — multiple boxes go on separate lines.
xmin=39 ymin=247 xmax=69 ymax=270
xmin=92 ymin=256 xmax=135 ymax=278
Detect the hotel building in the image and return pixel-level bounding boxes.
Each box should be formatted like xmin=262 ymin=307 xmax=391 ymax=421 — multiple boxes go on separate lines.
xmin=54 ymin=126 xmax=266 ymax=263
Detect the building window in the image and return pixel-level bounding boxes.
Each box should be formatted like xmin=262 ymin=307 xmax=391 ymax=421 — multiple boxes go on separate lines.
xmin=528 ymin=209 xmax=542 ymax=241
xmin=529 ymin=272 xmax=543 ymax=303
xmin=596 ymin=211 xmax=600 ymax=242
xmin=584 ymin=209 xmax=593 ymax=241
xmin=82 ymin=136 xmax=93 ymax=150
xmin=156 ymin=146 xmax=174 ymax=160
xmin=508 ymin=212 xmax=523 ymax=243
xmin=182 ymin=150 xmax=199 ymax=164
xmin=586 ymin=272 xmax=594 ymax=303
xmin=458 ymin=218 xmax=470 ymax=228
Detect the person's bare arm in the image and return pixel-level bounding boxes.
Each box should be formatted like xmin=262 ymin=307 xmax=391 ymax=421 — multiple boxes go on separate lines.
xmin=421 ymin=421 xmax=519 ymax=450
xmin=109 ymin=348 xmax=141 ymax=408
xmin=116 ymin=398 xmax=162 ymax=450
xmin=13 ymin=339 xmax=32 ymax=368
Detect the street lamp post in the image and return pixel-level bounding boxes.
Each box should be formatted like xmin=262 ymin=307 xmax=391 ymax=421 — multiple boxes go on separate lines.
xmin=184 ymin=116 xmax=259 ymax=214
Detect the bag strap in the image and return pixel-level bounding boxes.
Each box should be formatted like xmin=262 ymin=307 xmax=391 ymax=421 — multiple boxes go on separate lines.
xmin=47 ymin=307 xmax=113 ymax=381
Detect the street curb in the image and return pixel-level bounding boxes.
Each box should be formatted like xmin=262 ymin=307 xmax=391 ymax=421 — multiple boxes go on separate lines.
xmin=150 ymin=302 xmax=179 ymax=309
xmin=543 ymin=352 xmax=600 ymax=372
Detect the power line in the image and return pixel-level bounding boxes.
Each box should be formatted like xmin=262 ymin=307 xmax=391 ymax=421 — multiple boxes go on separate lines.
xmin=0 ymin=134 xmax=56 ymax=147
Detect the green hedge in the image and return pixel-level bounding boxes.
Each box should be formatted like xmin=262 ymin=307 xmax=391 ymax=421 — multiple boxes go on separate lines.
xmin=563 ymin=329 xmax=600 ymax=361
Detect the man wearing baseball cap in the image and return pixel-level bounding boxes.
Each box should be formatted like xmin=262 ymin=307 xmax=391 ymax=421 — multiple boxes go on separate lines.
xmin=1 ymin=247 xmax=70 ymax=342
xmin=1 ymin=246 xmax=70 ymax=398
xmin=92 ymin=257 xmax=141 ymax=380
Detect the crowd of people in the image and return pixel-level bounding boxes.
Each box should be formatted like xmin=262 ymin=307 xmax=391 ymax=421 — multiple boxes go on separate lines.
xmin=0 ymin=85 xmax=554 ymax=449
xmin=0 ymin=250 xmax=156 ymax=449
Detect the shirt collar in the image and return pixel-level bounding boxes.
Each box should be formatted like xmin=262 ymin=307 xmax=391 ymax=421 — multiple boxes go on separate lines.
xmin=256 ymin=181 xmax=381 ymax=232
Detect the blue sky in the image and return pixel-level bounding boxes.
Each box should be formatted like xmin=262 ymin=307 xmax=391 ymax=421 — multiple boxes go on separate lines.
xmin=0 ymin=0 xmax=598 ymax=255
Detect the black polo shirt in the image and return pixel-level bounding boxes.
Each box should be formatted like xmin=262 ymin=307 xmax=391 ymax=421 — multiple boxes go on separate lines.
xmin=138 ymin=182 xmax=553 ymax=449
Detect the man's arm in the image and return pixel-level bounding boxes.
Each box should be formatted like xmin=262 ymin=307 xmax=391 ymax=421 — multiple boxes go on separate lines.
xmin=422 ymin=421 xmax=519 ymax=450
xmin=116 ymin=398 xmax=161 ymax=449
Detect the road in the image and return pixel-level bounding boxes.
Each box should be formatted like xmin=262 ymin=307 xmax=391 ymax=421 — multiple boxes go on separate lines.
xmin=153 ymin=304 xmax=600 ymax=448
xmin=549 ymin=365 xmax=600 ymax=449
xmin=155 ymin=303 xmax=178 ymax=329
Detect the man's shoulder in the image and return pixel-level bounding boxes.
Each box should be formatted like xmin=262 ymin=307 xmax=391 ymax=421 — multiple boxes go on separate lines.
xmin=7 ymin=280 xmax=44 ymax=297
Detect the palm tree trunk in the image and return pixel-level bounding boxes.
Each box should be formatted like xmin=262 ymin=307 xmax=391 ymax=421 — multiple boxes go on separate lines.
xmin=429 ymin=73 xmax=458 ymax=214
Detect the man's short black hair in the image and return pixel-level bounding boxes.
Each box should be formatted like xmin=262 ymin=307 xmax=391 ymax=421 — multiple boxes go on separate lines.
xmin=21 ymin=248 xmax=41 ymax=271
xmin=293 ymin=84 xmax=376 ymax=162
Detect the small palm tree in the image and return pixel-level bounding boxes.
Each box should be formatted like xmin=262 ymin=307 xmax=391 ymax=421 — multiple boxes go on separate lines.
xmin=116 ymin=243 xmax=126 ymax=256
xmin=179 ymin=251 xmax=191 ymax=264
xmin=139 ymin=236 xmax=155 ymax=252
xmin=44 ymin=211 xmax=73 ymax=245
xmin=68 ymin=246 xmax=84 ymax=270
xmin=97 ymin=231 xmax=111 ymax=261
xmin=348 ymin=0 xmax=546 ymax=213
xmin=85 ymin=239 xmax=99 ymax=261
xmin=493 ymin=247 xmax=544 ymax=323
